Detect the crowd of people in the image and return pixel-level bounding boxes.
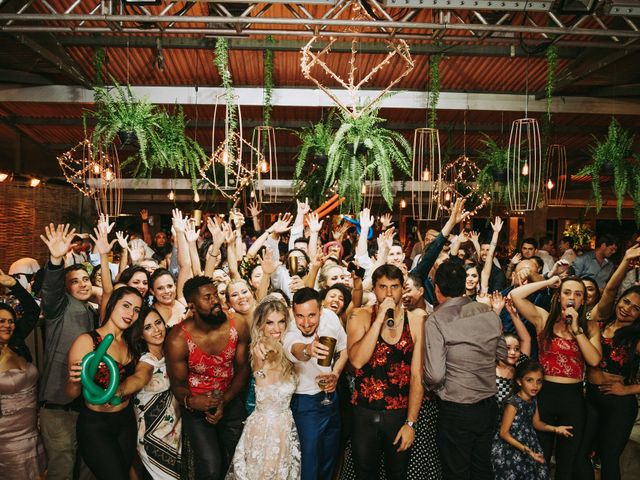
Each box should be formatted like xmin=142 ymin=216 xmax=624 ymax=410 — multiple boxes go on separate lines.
xmin=0 ymin=197 xmax=639 ymax=480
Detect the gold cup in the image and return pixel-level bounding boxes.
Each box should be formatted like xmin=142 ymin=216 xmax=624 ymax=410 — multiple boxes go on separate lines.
xmin=192 ymin=209 xmax=203 ymax=227
xmin=288 ymin=254 xmax=299 ymax=276
xmin=317 ymin=336 xmax=337 ymax=367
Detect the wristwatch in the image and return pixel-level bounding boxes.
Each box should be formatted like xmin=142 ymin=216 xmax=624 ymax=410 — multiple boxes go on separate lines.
xmin=404 ymin=420 xmax=415 ymax=429
xmin=302 ymin=344 xmax=312 ymax=360
xmin=572 ymin=327 xmax=585 ymax=337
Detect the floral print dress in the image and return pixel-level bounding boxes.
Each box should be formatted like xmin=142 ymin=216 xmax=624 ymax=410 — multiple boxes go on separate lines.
xmin=491 ymin=395 xmax=549 ymax=480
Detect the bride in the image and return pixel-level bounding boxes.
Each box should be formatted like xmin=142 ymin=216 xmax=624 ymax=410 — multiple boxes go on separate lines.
xmin=226 ymin=296 xmax=300 ymax=480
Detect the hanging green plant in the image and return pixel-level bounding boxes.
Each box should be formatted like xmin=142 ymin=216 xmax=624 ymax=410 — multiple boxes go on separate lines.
xmin=325 ymin=107 xmax=411 ymax=212
xmin=428 ymin=53 xmax=442 ymax=129
xmin=90 ymin=81 xmax=161 ymax=166
xmin=214 ymin=38 xmax=238 ymax=150
xmin=93 ymin=47 xmax=105 ymax=87
xmin=543 ymin=44 xmax=558 ymax=146
xmin=630 ymin=154 xmax=640 ymax=226
xmin=576 ymin=117 xmax=635 ymax=219
xmin=130 ymin=105 xmax=206 ymax=191
xmin=293 ymin=112 xmax=336 ymax=208
xmin=263 ymin=35 xmax=275 ymax=128
xmin=476 ymin=134 xmax=509 ymax=205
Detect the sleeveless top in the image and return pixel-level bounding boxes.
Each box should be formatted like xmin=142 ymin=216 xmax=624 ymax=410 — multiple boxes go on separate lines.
xmin=537 ymin=333 xmax=584 ymax=380
xmin=179 ymin=316 xmax=238 ymax=395
xmin=88 ymin=330 xmax=136 ymax=396
xmin=351 ymin=309 xmax=414 ymax=411
xmin=597 ymin=321 xmax=638 ymax=380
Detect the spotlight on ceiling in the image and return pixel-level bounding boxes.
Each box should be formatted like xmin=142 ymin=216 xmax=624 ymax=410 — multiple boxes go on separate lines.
xmin=557 ymin=0 xmax=598 ymax=13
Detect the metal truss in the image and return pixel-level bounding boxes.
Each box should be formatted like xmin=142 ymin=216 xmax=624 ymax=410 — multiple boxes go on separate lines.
xmin=0 ymin=0 xmax=639 ymax=48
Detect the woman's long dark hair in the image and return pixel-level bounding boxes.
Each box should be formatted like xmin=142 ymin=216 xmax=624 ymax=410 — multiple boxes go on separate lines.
xmin=129 ymin=306 xmax=165 ymax=356
xmin=102 ymin=286 xmax=144 ymax=362
xmin=540 ymin=276 xmax=588 ymax=349
xmin=603 ymin=285 xmax=640 ymax=382
xmin=118 ymin=266 xmax=150 ymax=292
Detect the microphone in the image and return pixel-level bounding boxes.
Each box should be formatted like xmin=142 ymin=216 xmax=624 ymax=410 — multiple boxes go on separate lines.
xmin=386 ymin=308 xmax=395 ymax=328
xmin=565 ymin=299 xmax=575 ymax=325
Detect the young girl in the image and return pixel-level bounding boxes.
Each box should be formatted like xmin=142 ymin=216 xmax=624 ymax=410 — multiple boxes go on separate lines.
xmin=115 ymin=308 xmax=182 ymax=479
xmin=491 ymin=360 xmax=573 ymax=480
xmin=225 ymin=297 xmax=300 ymax=479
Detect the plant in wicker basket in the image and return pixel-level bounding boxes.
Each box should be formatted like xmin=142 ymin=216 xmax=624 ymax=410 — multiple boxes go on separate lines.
xmin=293 ymin=113 xmax=336 ymax=208
xmin=325 ymin=108 xmax=411 ymax=213
xmin=131 ymin=105 xmax=206 ymax=191
xmin=90 ymin=82 xmax=161 ymax=165
xmin=576 ymin=118 xmax=636 ymax=221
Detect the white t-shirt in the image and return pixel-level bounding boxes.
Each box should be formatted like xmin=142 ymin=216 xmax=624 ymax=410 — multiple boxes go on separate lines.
xmin=283 ymin=308 xmax=347 ymax=395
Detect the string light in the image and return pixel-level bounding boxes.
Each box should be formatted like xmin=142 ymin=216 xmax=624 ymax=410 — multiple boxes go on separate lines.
xmin=547 ymin=178 xmax=555 ymax=190
xmin=104 ymin=168 xmax=113 ymax=182
xmin=260 ymin=160 xmax=270 ymax=173
xmin=521 ymin=162 xmax=529 ymax=176
xmin=400 ymin=198 xmax=407 ymax=209
xmin=29 ymin=178 xmax=41 ymax=187
xmin=0 ymin=173 xmax=8 ymax=182
xmin=92 ymin=163 xmax=101 ymax=175
xmin=168 ymin=190 xmax=175 ymax=201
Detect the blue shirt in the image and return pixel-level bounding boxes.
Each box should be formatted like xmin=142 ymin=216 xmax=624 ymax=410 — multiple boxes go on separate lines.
xmin=572 ymin=251 xmax=614 ymax=290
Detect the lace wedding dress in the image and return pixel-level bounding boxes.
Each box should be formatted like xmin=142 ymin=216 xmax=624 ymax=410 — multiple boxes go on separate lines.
xmin=226 ymin=375 xmax=301 ymax=480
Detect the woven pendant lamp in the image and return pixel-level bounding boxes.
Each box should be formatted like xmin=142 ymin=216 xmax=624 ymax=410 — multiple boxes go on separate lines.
xmin=250 ymin=126 xmax=280 ymax=204
xmin=545 ymin=144 xmax=568 ymax=206
xmin=507 ymin=118 xmax=543 ymax=212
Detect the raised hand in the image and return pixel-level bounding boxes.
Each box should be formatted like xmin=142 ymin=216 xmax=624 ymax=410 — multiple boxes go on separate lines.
xmin=260 ymin=249 xmax=277 ymax=275
xmin=171 ymin=208 xmax=188 ymax=233
xmin=248 ymin=200 xmax=262 ymax=218
xmin=307 ymin=212 xmax=324 ymax=234
xmin=90 ymin=224 xmax=116 ymax=255
xmin=221 ymin=222 xmax=235 ymax=245
xmin=0 ymin=268 xmax=17 ymax=288
xmin=40 ymin=223 xmax=76 ymax=261
xmin=379 ymin=213 xmax=393 ymax=229
xmin=185 ymin=218 xmax=200 ymax=243
xmin=115 ymin=231 xmax=129 ymax=251
xmin=231 ymin=209 xmax=245 ymax=229
xmin=490 ymin=291 xmax=506 ymax=315
xmin=490 ymin=216 xmax=504 ymax=232
xmin=624 ymin=243 xmax=640 ymax=262
xmin=140 ymin=208 xmax=149 ymax=221
xmin=450 ymin=198 xmax=470 ymax=224
xmin=332 ymin=221 xmax=350 ymax=241
xmin=269 ymin=213 xmax=293 ymax=235
xmin=359 ymin=208 xmax=374 ymax=231
xmin=207 ymin=216 xmax=224 ymax=246
xmin=510 ymin=252 xmax=522 ymax=265
xmin=470 ymin=231 xmax=480 ymax=244
xmin=296 ymin=198 xmax=311 ymax=217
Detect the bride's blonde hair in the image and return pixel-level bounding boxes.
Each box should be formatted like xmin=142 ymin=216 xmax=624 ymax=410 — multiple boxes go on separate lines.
xmin=250 ymin=296 xmax=296 ymax=383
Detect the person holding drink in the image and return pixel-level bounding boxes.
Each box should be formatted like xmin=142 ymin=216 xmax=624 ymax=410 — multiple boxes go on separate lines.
xmin=347 ymin=264 xmax=426 ymax=480
xmin=284 ymin=287 xmax=348 ymax=480
xmin=166 ymin=276 xmax=251 ymax=480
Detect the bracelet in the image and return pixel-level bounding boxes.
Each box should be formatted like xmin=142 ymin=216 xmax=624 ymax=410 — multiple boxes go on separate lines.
xmin=302 ymin=344 xmax=311 ymax=360
xmin=141 ymin=219 xmax=149 ymax=223
xmin=183 ymin=394 xmax=193 ymax=412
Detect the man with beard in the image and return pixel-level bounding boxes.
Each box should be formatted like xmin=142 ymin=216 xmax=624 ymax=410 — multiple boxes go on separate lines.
xmin=166 ymin=275 xmax=250 ymax=480
xmin=284 ymin=287 xmax=348 ymax=480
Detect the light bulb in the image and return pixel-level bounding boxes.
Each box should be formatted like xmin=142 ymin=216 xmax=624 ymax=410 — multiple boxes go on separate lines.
xmin=547 ymin=179 xmax=555 ymax=190
xmin=193 ymin=191 xmax=200 ymax=203
xmin=260 ymin=160 xmax=269 ymax=173
xmin=422 ymin=169 xmax=430 ymax=181
xmin=104 ymin=169 xmax=113 ymax=181
xmin=168 ymin=190 xmax=175 ymax=201
xmin=92 ymin=163 xmax=101 ymax=175
xmin=250 ymin=190 xmax=255 ymax=198
xmin=400 ymin=199 xmax=406 ymax=209
xmin=361 ymin=184 xmax=367 ymax=195
xmin=221 ymin=148 xmax=229 ymax=165
xmin=444 ymin=191 xmax=451 ymax=201
xmin=521 ymin=162 xmax=529 ymax=176
xmin=0 ymin=173 xmax=8 ymax=182
xmin=29 ymin=178 xmax=41 ymax=187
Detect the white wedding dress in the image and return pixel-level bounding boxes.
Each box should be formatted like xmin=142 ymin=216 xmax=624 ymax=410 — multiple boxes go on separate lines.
xmin=226 ymin=375 xmax=301 ymax=480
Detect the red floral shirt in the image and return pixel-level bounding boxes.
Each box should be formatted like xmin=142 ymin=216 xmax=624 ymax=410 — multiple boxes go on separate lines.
xmin=351 ymin=310 xmax=414 ymax=410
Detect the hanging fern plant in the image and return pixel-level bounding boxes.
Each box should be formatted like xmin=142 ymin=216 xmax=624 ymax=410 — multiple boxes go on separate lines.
xmin=293 ymin=112 xmax=336 ymax=208
xmin=476 ymin=134 xmax=509 ymax=212
xmin=263 ymin=35 xmax=274 ymax=128
xmin=576 ymin=117 xmax=635 ymax=220
xmin=325 ymin=108 xmax=411 ymax=213
xmin=428 ymin=53 xmax=443 ymax=129
xmin=543 ymin=44 xmax=558 ymax=147
xmin=214 ymin=38 xmax=238 ymax=152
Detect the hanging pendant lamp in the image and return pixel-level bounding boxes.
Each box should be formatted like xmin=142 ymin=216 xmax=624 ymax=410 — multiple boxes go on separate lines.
xmin=507 ymin=118 xmax=543 ymax=212
xmin=411 ymin=128 xmax=442 ymax=220
xmin=545 ymin=144 xmax=567 ymax=206
xmin=250 ymin=126 xmax=280 ymax=204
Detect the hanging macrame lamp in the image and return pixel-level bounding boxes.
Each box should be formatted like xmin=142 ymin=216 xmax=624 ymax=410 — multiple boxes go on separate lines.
xmin=507 ymin=118 xmax=543 ymax=212
xmin=209 ymin=93 xmax=244 ymax=190
xmin=250 ymin=126 xmax=280 ymax=203
xmin=545 ymin=143 xmax=567 ymax=206
xmin=410 ymin=128 xmax=442 ymax=221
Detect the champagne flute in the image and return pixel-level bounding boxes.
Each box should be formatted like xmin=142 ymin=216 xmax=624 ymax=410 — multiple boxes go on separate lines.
xmin=316 ymin=375 xmax=332 ymax=406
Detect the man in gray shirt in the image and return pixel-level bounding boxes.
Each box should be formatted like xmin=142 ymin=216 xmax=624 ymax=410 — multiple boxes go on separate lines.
xmin=40 ymin=223 xmax=98 ymax=479
xmin=424 ymin=261 xmax=507 ymax=480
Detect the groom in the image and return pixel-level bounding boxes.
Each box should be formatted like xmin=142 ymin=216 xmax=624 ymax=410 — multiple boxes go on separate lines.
xmin=283 ymin=288 xmax=348 ymax=480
